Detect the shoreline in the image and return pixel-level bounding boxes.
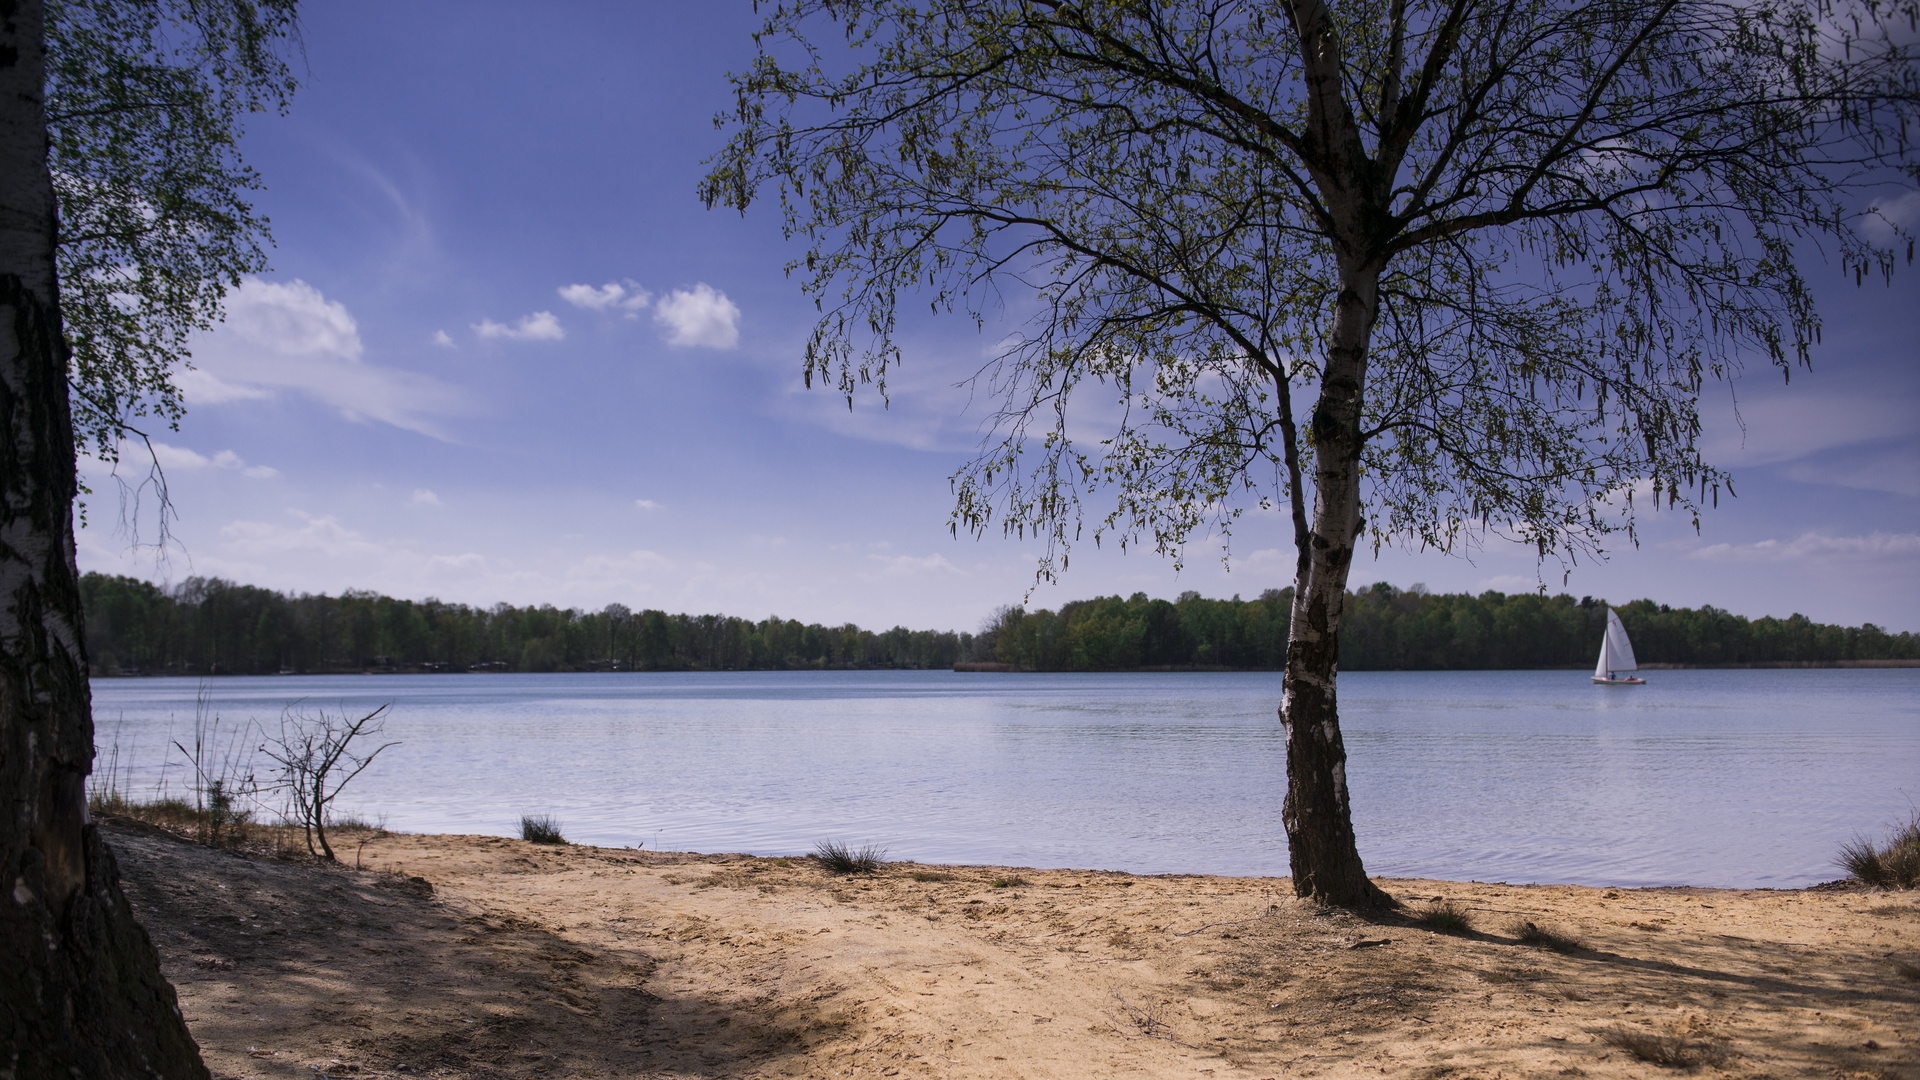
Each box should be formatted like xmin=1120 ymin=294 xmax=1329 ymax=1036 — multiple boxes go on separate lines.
xmin=109 ymin=822 xmax=1919 ymax=1079
xmin=90 ymin=657 xmax=1920 ymax=676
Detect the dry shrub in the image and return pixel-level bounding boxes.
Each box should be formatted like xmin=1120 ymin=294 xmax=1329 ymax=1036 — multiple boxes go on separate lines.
xmin=1839 ymin=813 xmax=1920 ymax=889
xmin=1601 ymin=1027 xmax=1726 ymax=1069
xmin=814 ymin=839 xmax=885 ymax=874
xmin=1508 ymin=918 xmax=1586 ymax=953
xmin=1415 ymin=899 xmax=1474 ymax=933
xmin=520 ymin=814 xmax=566 ymax=844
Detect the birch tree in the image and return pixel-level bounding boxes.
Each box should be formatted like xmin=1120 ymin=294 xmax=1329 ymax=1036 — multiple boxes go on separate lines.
xmin=706 ymin=0 xmax=1919 ymax=906
xmin=49 ymin=0 xmax=297 ymax=484
xmin=3 ymin=0 xmax=294 ymax=1070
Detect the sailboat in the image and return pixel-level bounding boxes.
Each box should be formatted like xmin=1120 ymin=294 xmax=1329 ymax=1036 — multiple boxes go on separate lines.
xmin=1592 ymin=607 xmax=1645 ymax=685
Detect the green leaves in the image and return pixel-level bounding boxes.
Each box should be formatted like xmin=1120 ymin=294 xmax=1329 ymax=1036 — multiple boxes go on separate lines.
xmin=710 ymin=0 xmax=1917 ymax=580
xmin=48 ymin=0 xmax=299 ymax=466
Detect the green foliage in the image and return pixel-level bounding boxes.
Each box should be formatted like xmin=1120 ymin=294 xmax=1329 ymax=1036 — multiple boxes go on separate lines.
xmin=77 ymin=572 xmax=972 ymax=675
xmin=46 ymin=0 xmax=299 ymax=467
xmin=707 ymin=1 xmax=1919 ymax=578
xmin=980 ymin=583 xmax=1918 ymax=671
xmin=78 ymin=572 xmax=1916 ymax=675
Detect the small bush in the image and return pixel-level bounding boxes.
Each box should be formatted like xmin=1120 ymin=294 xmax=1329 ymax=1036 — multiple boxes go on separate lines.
xmin=1415 ymin=899 xmax=1474 ymax=933
xmin=911 ymin=870 xmax=953 ymax=882
xmin=990 ymin=875 xmax=1030 ymax=889
xmin=1601 ymin=1027 xmax=1726 ymax=1069
xmin=1838 ymin=813 xmax=1920 ymax=889
xmin=521 ymin=814 xmax=567 ymax=845
xmin=1509 ymin=918 xmax=1586 ymax=953
xmin=814 ymin=839 xmax=885 ymax=874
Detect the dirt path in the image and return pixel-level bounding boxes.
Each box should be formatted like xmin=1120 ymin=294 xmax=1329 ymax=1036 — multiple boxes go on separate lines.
xmin=107 ymin=821 xmax=1919 ymax=1079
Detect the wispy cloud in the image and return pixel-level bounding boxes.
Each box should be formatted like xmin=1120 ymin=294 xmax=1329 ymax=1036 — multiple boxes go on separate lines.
xmin=185 ymin=278 xmax=476 ymax=440
xmin=138 ymin=441 xmax=280 ymax=479
xmin=560 ymin=280 xmax=652 ymax=318
xmin=432 ymin=329 xmax=455 ymax=348
xmin=634 ymin=498 xmax=663 ymax=511
xmin=474 ymin=310 xmax=565 ymax=342
xmin=866 ymin=552 xmax=963 ymax=578
xmin=1477 ymin=573 xmax=1542 ymax=593
xmin=1859 ymin=187 xmax=1920 ymax=246
xmin=653 ymin=283 xmax=740 ymax=348
xmin=1784 ymin=445 xmax=1920 ymax=497
xmin=1687 ymin=531 xmax=1920 ymax=563
xmin=411 ymin=489 xmax=442 ymax=506
xmin=1704 ymin=390 xmax=1917 ymax=467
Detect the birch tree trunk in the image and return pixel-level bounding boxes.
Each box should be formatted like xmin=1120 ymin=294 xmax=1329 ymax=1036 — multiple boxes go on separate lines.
xmin=1276 ymin=1 xmax=1397 ymax=910
xmin=0 ymin=1 xmax=210 ymax=1072
xmin=1281 ymin=257 xmax=1395 ymax=910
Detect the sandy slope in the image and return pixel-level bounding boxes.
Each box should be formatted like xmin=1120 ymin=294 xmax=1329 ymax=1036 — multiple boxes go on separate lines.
xmin=106 ymin=821 xmax=1918 ymax=1079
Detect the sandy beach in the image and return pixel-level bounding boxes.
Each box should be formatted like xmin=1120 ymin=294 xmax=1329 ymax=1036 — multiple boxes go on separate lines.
xmin=106 ymin=819 xmax=1917 ymax=1079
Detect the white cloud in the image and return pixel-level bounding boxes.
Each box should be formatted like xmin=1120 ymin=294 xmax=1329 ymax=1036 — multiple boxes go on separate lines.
xmin=220 ymin=511 xmax=394 ymax=561
xmin=1687 ymin=531 xmax=1920 ymax=563
xmin=432 ymin=329 xmax=455 ymax=348
xmin=411 ymin=489 xmax=442 ymax=506
xmin=151 ymin=442 xmax=212 ymax=470
xmin=1476 ymin=574 xmax=1542 ymax=593
xmin=1704 ymin=390 xmax=1917 ymax=467
xmin=185 ymin=278 xmax=476 ymax=440
xmin=634 ymin=498 xmax=663 ymax=511
xmin=473 ymin=310 xmax=565 ymax=342
xmin=653 ymin=283 xmax=740 ymax=348
xmin=866 ymin=553 xmax=963 ymax=578
xmin=1784 ymin=445 xmax=1920 ymax=497
xmin=176 ymin=368 xmax=271 ymax=404
xmin=139 ymin=441 xmax=278 ymax=479
xmin=1859 ymin=188 xmax=1920 ymax=246
xmin=559 ymin=280 xmax=652 ymax=318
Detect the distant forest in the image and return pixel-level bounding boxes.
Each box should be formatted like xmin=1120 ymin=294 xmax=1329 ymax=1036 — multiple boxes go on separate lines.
xmin=79 ymin=573 xmax=1918 ymax=677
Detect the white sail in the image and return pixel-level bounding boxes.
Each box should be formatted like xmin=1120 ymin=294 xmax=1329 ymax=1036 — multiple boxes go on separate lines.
xmin=1597 ymin=608 xmax=1638 ymax=675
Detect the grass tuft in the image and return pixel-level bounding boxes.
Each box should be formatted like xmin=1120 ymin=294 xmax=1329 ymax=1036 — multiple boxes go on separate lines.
xmin=1508 ymin=918 xmax=1586 ymax=953
xmin=910 ymin=870 xmax=953 ymax=882
xmin=814 ymin=839 xmax=885 ymax=874
xmin=520 ymin=814 xmax=567 ymax=845
xmin=990 ymin=875 xmax=1030 ymax=889
xmin=1839 ymin=812 xmax=1920 ymax=889
xmin=1601 ymin=1027 xmax=1726 ymax=1069
xmin=1414 ymin=899 xmax=1474 ymax=933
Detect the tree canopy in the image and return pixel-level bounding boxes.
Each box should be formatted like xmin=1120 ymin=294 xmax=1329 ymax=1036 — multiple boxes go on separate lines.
xmin=709 ymin=0 xmax=1919 ymax=906
xmin=709 ymin=0 xmax=1916 ymax=573
xmin=47 ymin=0 xmax=299 ymax=471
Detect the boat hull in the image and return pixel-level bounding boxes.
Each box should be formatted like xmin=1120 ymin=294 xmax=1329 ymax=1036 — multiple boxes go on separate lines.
xmin=1592 ymin=675 xmax=1646 ymax=685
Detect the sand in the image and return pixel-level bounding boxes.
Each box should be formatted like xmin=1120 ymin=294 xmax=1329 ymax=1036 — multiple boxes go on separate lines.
xmin=106 ymin=819 xmax=1919 ymax=1079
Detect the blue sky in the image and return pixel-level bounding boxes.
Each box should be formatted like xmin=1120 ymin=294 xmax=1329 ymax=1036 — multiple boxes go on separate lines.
xmin=75 ymin=3 xmax=1920 ymax=634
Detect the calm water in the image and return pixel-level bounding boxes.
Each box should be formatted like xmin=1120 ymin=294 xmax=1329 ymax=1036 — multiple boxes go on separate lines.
xmin=89 ymin=669 xmax=1919 ymax=889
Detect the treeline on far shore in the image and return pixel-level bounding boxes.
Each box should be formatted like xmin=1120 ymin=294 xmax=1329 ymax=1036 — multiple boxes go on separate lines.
xmin=79 ymin=572 xmax=1918 ymax=678
xmin=80 ymin=574 xmax=971 ymax=676
xmin=978 ymin=585 xmax=1919 ymax=671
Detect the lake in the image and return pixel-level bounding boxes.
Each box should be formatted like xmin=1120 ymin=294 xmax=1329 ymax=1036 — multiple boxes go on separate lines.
xmin=88 ymin=668 xmax=1920 ymax=889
